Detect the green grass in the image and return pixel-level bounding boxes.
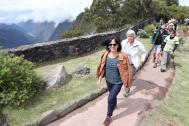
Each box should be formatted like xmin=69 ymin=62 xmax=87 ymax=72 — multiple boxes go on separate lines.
xmin=140 ymin=38 xmax=189 ymax=126
xmin=2 ymin=49 xmax=105 ymax=126
xmin=178 ymin=24 xmax=189 ymax=30
xmin=35 ymin=49 xmax=103 ymax=77
xmin=2 ymin=38 xmax=151 ymax=126
xmin=140 ymin=38 xmax=152 ymax=50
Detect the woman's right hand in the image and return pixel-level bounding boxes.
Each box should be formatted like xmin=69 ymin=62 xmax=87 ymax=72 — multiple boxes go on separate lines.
xmin=96 ymin=78 xmax=101 ymax=89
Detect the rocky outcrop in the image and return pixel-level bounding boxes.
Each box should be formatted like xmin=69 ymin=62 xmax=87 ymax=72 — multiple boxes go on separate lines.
xmin=73 ymin=66 xmax=90 ymax=76
xmin=43 ymin=65 xmax=67 ymax=89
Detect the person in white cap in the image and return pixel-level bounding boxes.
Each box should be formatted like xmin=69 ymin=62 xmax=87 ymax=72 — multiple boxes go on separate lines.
xmin=160 ymin=29 xmax=179 ymax=72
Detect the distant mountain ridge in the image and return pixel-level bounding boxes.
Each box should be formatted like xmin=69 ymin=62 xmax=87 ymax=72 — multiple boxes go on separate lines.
xmin=17 ymin=20 xmax=56 ymax=42
xmin=49 ymin=20 xmax=72 ymax=41
xmin=0 ymin=23 xmax=36 ymax=48
xmin=0 ymin=20 xmax=73 ymax=49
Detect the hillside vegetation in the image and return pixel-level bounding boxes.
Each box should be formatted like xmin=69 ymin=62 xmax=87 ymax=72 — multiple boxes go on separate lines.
xmin=66 ymin=0 xmax=189 ymax=36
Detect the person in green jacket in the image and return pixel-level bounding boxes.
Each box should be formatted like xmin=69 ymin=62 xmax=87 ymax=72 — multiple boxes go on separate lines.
xmin=151 ymin=25 xmax=168 ymax=68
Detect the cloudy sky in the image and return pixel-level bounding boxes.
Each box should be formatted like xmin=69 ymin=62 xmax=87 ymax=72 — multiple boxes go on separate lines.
xmin=0 ymin=0 xmax=188 ymax=24
xmin=179 ymin=0 xmax=189 ymax=6
xmin=0 ymin=0 xmax=93 ymax=24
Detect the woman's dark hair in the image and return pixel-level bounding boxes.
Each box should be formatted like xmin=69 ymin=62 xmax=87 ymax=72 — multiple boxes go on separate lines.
xmin=103 ymin=37 xmax=122 ymax=52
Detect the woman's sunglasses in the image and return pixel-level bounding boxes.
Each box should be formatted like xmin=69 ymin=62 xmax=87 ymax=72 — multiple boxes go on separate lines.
xmin=109 ymin=44 xmax=117 ymax=46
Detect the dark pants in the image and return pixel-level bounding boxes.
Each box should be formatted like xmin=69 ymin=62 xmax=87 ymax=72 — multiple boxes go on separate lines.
xmin=106 ymin=81 xmax=122 ymax=117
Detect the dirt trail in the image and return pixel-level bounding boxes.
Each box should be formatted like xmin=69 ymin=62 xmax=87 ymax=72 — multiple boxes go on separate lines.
xmin=47 ymin=54 xmax=175 ymax=126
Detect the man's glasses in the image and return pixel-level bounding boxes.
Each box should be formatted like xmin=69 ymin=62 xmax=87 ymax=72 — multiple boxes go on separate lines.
xmin=109 ymin=44 xmax=117 ymax=46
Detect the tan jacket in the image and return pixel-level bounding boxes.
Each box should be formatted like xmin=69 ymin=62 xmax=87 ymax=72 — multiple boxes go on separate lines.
xmin=96 ymin=51 xmax=132 ymax=88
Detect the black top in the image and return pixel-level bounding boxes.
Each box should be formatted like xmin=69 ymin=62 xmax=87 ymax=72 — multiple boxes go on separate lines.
xmin=154 ymin=32 xmax=162 ymax=45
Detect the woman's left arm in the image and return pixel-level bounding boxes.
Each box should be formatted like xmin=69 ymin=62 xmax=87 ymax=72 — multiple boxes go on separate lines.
xmin=122 ymin=52 xmax=133 ymax=87
xmin=126 ymin=56 xmax=132 ymax=87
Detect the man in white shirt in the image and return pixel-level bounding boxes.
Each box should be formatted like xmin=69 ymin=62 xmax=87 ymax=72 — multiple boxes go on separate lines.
xmin=121 ymin=29 xmax=147 ymax=96
xmin=122 ymin=29 xmax=147 ymax=71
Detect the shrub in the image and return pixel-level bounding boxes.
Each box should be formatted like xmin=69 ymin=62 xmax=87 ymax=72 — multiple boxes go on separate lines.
xmin=137 ymin=29 xmax=149 ymax=38
xmin=144 ymin=24 xmax=156 ymax=36
xmin=0 ymin=53 xmax=42 ymax=106
xmin=61 ymin=29 xmax=84 ymax=39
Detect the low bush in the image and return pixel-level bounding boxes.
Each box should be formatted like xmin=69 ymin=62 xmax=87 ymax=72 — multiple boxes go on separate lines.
xmin=0 ymin=53 xmax=42 ymax=107
xmin=137 ymin=29 xmax=149 ymax=38
xmin=144 ymin=24 xmax=156 ymax=36
xmin=61 ymin=29 xmax=84 ymax=39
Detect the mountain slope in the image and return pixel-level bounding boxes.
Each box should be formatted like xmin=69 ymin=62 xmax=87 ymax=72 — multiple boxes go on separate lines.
xmin=49 ymin=20 xmax=72 ymax=41
xmin=0 ymin=23 xmax=35 ymax=48
xmin=17 ymin=20 xmax=55 ymax=42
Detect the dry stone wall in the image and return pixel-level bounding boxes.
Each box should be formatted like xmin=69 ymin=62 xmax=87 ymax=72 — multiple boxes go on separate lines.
xmin=1 ymin=18 xmax=154 ymax=63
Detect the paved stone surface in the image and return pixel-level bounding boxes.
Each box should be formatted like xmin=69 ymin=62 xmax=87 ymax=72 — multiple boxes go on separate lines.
xmin=47 ymin=54 xmax=175 ymax=126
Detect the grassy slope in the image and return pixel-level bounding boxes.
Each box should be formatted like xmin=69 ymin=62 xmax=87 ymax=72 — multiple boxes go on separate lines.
xmin=3 ymin=50 xmax=105 ymax=126
xmin=2 ymin=38 xmax=151 ymax=126
xmin=140 ymin=38 xmax=189 ymax=126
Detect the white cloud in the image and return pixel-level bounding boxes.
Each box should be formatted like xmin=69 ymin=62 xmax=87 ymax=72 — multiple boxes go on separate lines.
xmin=179 ymin=0 xmax=189 ymax=6
xmin=0 ymin=0 xmax=93 ymax=24
xmin=0 ymin=16 xmax=9 ymax=21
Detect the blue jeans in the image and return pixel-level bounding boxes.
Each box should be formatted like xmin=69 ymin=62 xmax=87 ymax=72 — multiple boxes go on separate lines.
xmin=106 ymin=81 xmax=122 ymax=117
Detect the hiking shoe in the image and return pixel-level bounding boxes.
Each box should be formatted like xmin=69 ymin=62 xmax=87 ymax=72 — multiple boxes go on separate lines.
xmin=153 ymin=63 xmax=157 ymax=68
xmin=124 ymin=92 xmax=129 ymax=97
xmin=103 ymin=116 xmax=111 ymax=126
xmin=123 ymin=88 xmax=130 ymax=97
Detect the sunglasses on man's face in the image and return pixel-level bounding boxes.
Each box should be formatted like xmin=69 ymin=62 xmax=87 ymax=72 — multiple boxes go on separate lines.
xmin=109 ymin=43 xmax=117 ymax=46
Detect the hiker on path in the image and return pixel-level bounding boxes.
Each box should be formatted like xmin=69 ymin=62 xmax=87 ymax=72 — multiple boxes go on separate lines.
xmin=168 ymin=17 xmax=178 ymax=31
xmin=159 ymin=17 xmax=165 ymax=26
xmin=121 ymin=29 xmax=147 ymax=96
xmin=184 ymin=17 xmax=189 ymax=26
xmin=160 ymin=29 xmax=179 ymax=72
xmin=151 ymin=25 xmax=168 ymax=68
xmin=156 ymin=17 xmax=165 ymax=28
xmin=96 ymin=37 xmax=132 ymax=126
xmin=167 ymin=22 xmax=176 ymax=34
xmin=121 ymin=30 xmax=147 ymax=72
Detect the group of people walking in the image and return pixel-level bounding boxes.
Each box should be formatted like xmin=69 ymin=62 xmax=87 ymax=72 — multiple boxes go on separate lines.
xmin=151 ymin=17 xmax=179 ymax=72
xmin=96 ymin=17 xmax=180 ymax=126
xmin=96 ymin=29 xmax=147 ymax=126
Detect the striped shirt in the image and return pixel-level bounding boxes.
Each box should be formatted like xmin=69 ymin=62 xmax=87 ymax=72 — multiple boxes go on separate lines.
xmin=105 ymin=56 xmax=122 ymax=85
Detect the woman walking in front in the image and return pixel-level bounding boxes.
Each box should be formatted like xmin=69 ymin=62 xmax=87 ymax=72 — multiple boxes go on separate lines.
xmin=96 ymin=37 xmax=132 ymax=126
